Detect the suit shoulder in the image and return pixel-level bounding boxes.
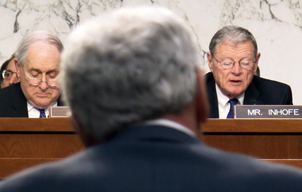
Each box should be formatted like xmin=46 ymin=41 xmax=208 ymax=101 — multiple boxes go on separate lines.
xmin=205 ymin=72 xmax=214 ymax=84
xmin=0 ymin=83 xmax=21 ymax=101
xmin=0 ymin=83 xmax=27 ymax=117
xmin=253 ymin=76 xmax=291 ymax=90
xmin=251 ymin=76 xmax=292 ymax=104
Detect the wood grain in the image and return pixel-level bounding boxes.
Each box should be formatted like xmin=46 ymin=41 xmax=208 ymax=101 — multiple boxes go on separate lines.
xmin=1 ymin=118 xmax=302 ymax=179
xmin=0 ymin=118 xmax=74 ymax=132
xmin=202 ymin=119 xmax=302 ymax=133
xmin=0 ymin=158 xmax=61 ymax=178
xmin=0 ymin=118 xmax=83 ymax=179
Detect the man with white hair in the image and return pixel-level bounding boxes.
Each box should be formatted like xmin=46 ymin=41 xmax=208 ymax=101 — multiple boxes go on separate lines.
xmin=0 ymin=31 xmax=64 ymax=117
xmin=1 ymin=6 xmax=302 ymax=191
xmin=206 ymin=26 xmax=292 ymax=119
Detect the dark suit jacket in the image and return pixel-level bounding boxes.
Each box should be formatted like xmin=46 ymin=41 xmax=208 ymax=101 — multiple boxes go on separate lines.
xmin=206 ymin=72 xmax=293 ymax=118
xmin=1 ymin=124 xmax=302 ymax=191
xmin=0 ymin=83 xmax=64 ymax=117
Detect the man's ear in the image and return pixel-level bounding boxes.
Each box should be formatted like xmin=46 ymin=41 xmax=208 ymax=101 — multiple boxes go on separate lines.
xmin=195 ymin=68 xmax=209 ymax=125
xmin=14 ymin=59 xmax=21 ymax=78
xmin=69 ymin=113 xmax=97 ymax=148
xmin=207 ymin=52 xmax=214 ymax=72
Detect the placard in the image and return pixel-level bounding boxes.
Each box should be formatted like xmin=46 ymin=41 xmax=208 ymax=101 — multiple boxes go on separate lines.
xmin=49 ymin=106 xmax=70 ymax=117
xmin=235 ymin=105 xmax=302 ymax=119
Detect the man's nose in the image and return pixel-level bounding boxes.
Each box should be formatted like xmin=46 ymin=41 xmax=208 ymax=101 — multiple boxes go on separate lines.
xmin=39 ymin=81 xmax=49 ymax=90
xmin=231 ymin=62 xmax=242 ymax=74
xmin=38 ymin=75 xmax=49 ymax=90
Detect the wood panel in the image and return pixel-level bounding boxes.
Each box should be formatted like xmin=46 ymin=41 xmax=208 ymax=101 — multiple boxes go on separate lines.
xmin=1 ymin=118 xmax=302 ymax=179
xmin=203 ymin=134 xmax=302 ymax=159
xmin=0 ymin=134 xmax=83 ymax=158
xmin=202 ymin=119 xmax=302 ymax=170
xmin=0 ymin=118 xmax=83 ymax=178
xmin=0 ymin=158 xmax=60 ymax=178
xmin=0 ymin=118 xmax=74 ymax=132
xmin=202 ymin=119 xmax=302 ymax=133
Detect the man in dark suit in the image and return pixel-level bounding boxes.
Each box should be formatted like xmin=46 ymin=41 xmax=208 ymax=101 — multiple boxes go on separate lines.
xmin=206 ymin=26 xmax=292 ymax=119
xmin=206 ymin=73 xmax=292 ymax=118
xmin=0 ymin=31 xmax=64 ymax=117
xmin=1 ymin=6 xmax=302 ymax=192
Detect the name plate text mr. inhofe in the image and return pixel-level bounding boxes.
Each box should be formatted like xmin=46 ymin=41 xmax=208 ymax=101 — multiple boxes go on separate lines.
xmin=235 ymin=105 xmax=302 ymax=119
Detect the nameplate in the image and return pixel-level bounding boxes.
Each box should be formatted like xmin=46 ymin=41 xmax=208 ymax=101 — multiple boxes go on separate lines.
xmin=49 ymin=106 xmax=70 ymax=117
xmin=235 ymin=105 xmax=302 ymax=119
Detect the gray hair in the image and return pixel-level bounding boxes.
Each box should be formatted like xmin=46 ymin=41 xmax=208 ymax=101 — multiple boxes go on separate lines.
xmin=60 ymin=7 xmax=200 ymax=142
xmin=209 ymin=25 xmax=258 ymax=58
xmin=15 ymin=31 xmax=64 ymax=67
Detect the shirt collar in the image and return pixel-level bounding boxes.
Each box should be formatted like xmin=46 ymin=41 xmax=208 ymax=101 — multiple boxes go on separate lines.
xmin=216 ymin=83 xmax=244 ymax=106
xmin=27 ymin=102 xmax=57 ymax=118
xmin=141 ymin=119 xmax=196 ymax=137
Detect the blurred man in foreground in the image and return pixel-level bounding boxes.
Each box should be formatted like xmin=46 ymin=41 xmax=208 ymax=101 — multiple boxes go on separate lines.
xmin=0 ymin=31 xmax=64 ymax=117
xmin=206 ymin=26 xmax=292 ymax=119
xmin=1 ymin=6 xmax=302 ymax=192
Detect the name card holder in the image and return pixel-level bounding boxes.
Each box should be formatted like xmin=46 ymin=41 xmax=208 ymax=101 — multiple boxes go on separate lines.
xmin=235 ymin=105 xmax=302 ymax=119
xmin=49 ymin=106 xmax=70 ymax=117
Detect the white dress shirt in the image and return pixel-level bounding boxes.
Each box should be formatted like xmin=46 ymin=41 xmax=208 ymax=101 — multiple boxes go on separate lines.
xmin=27 ymin=102 xmax=57 ymax=118
xmin=215 ymin=84 xmax=244 ymax=119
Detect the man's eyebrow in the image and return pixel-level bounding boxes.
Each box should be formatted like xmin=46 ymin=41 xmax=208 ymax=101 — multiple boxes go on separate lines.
xmin=28 ymin=68 xmax=42 ymax=73
xmin=47 ymin=69 xmax=58 ymax=73
xmin=28 ymin=68 xmax=59 ymax=74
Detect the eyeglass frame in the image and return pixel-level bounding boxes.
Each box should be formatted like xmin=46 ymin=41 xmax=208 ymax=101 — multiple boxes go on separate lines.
xmin=21 ymin=66 xmax=59 ymax=87
xmin=2 ymin=70 xmax=18 ymax=80
xmin=211 ymin=54 xmax=257 ymax=70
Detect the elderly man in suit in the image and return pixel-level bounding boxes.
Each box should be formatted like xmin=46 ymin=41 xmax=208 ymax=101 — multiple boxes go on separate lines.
xmin=0 ymin=31 xmax=64 ymax=117
xmin=206 ymin=26 xmax=292 ymax=119
xmin=1 ymin=6 xmax=302 ymax=192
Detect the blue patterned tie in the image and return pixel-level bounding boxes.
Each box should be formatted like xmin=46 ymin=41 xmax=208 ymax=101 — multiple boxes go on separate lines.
xmin=39 ymin=109 xmax=46 ymax=118
xmin=227 ymin=98 xmax=239 ymax=119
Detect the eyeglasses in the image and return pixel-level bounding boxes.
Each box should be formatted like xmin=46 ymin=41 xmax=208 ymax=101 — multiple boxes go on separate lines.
xmin=2 ymin=70 xmax=17 ymax=80
xmin=212 ymin=55 xmax=256 ymax=70
xmin=22 ymin=68 xmax=59 ymax=87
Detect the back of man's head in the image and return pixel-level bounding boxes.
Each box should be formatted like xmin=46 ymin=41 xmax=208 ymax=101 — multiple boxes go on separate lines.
xmin=61 ymin=6 xmax=201 ymax=142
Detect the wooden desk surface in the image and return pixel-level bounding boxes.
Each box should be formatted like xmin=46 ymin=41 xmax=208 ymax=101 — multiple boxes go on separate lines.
xmin=0 ymin=118 xmax=74 ymax=132
xmin=0 ymin=118 xmax=82 ymax=178
xmin=1 ymin=118 xmax=302 ymax=178
xmin=202 ymin=119 xmax=302 ymax=169
xmin=202 ymin=119 xmax=302 ymax=133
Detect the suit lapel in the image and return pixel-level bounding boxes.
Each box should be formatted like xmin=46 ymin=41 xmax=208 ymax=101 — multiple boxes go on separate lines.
xmin=206 ymin=73 xmax=219 ymax=118
xmin=243 ymin=78 xmax=260 ymax=105
xmin=206 ymin=73 xmax=261 ymax=115
xmin=12 ymin=84 xmax=28 ymax=117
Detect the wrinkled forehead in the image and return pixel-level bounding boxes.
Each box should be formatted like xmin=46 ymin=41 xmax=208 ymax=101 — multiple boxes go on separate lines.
xmin=215 ymin=40 xmax=255 ymax=54
xmin=23 ymin=42 xmax=61 ymax=71
xmin=214 ymin=39 xmax=256 ymax=57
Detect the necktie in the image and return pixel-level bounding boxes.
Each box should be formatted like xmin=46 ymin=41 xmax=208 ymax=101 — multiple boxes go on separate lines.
xmin=39 ymin=109 xmax=46 ymax=118
xmin=227 ymin=98 xmax=239 ymax=119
